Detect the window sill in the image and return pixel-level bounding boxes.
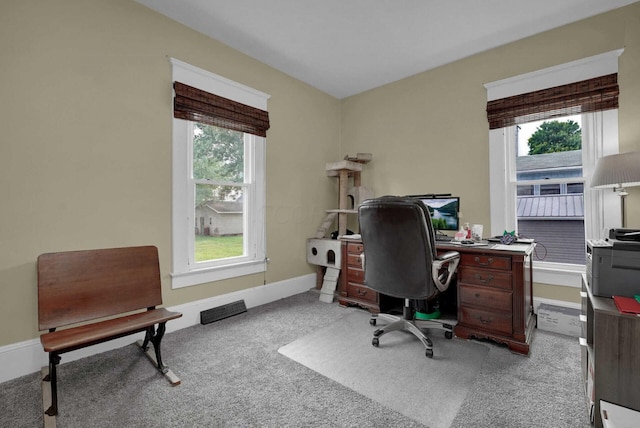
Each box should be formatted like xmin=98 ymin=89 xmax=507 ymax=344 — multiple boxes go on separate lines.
xmin=532 ymin=262 xmax=585 ymax=288
xmin=171 ymin=259 xmax=266 ymax=289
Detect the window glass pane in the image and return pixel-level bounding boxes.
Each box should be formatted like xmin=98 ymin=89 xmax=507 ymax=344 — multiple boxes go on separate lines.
xmin=517 ymin=185 xmax=533 ymax=196
xmin=194 ymin=184 xmax=244 ymax=262
xmin=540 ymin=184 xmax=561 ymax=195
xmin=567 ymin=182 xmax=584 ymax=194
xmin=193 ymin=123 xmax=244 ymax=183
xmin=515 ymin=115 xmax=585 ymax=264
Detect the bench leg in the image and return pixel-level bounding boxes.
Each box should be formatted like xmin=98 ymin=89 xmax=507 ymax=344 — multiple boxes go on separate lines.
xmin=141 ymin=323 xmax=168 ymax=373
xmin=138 ymin=324 xmax=181 ymax=386
xmin=43 ymin=353 xmax=61 ymax=416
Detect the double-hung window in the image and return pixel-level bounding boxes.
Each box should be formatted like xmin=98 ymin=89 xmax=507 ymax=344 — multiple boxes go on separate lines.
xmin=485 ymin=50 xmax=623 ymax=287
xmin=513 ymin=115 xmax=585 ymax=264
xmin=171 ymin=59 xmax=270 ymax=288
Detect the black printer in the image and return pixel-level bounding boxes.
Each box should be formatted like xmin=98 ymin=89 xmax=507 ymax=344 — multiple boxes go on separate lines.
xmin=586 ymin=229 xmax=640 ymax=298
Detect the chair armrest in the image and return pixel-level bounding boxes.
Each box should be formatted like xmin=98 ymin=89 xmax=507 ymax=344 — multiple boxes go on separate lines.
xmin=436 ymin=251 xmax=460 ymax=263
xmin=432 ymin=251 xmax=460 ymax=292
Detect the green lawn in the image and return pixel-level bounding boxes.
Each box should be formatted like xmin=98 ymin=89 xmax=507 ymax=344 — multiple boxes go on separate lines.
xmin=195 ymin=235 xmax=243 ymax=261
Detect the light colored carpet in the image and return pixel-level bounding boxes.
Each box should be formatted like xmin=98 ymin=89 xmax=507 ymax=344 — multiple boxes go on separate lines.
xmin=278 ymin=310 xmax=490 ymax=428
xmin=1 ymin=292 xmax=590 ymax=427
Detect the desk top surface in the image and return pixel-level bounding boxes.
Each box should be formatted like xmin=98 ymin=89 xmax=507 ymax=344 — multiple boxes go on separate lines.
xmin=341 ymin=235 xmax=535 ymax=256
xmin=436 ymin=241 xmax=536 ymax=256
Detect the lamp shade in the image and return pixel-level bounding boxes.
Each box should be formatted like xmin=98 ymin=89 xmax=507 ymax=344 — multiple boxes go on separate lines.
xmin=590 ymin=151 xmax=640 ymax=189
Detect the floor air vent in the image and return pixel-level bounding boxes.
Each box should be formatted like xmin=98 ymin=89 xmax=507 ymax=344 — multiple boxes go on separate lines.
xmin=200 ymin=300 xmax=247 ymax=325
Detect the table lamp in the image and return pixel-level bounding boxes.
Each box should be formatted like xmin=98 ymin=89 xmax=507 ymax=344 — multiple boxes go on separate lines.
xmin=590 ymin=151 xmax=640 ymax=228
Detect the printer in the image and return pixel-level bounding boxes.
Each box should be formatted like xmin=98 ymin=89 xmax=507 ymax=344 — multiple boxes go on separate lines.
xmin=586 ymin=229 xmax=640 ymax=298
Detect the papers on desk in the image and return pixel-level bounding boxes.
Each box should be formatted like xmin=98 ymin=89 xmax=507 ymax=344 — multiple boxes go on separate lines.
xmin=491 ymin=243 xmax=532 ymax=252
xmin=487 ymin=237 xmax=535 ymax=244
xmin=446 ymin=241 xmax=489 ymax=247
xmin=339 ymin=233 xmax=361 ymax=240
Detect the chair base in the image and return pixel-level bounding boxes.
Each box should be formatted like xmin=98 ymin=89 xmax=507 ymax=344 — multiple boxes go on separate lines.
xmin=370 ymin=312 xmax=454 ymax=358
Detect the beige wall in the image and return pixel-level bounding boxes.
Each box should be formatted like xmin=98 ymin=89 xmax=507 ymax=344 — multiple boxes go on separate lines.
xmin=341 ymin=3 xmax=640 ymax=305
xmin=1 ymin=1 xmax=639 ymax=347
xmin=0 ymin=0 xmax=340 ymax=346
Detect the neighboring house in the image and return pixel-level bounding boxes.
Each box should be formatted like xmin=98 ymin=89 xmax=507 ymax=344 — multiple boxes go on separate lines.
xmin=515 ymin=150 xmax=585 ymax=265
xmin=196 ymin=200 xmax=243 ymax=236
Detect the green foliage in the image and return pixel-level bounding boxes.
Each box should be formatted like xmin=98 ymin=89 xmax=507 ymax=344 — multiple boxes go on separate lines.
xmin=193 ymin=123 xmax=244 ymax=204
xmin=431 ymin=218 xmax=448 ymax=230
xmin=527 ymin=120 xmax=581 ymax=155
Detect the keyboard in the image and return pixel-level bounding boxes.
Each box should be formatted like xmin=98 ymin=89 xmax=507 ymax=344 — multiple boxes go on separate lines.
xmin=435 ymin=234 xmax=452 ymax=242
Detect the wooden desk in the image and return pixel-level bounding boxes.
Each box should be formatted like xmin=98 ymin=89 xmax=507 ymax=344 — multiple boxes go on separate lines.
xmin=338 ymin=239 xmax=536 ymax=355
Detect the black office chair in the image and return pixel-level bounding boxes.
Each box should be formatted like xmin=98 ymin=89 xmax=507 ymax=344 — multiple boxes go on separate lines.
xmin=358 ymin=196 xmax=460 ymax=358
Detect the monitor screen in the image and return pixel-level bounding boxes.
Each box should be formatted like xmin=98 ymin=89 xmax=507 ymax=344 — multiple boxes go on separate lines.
xmin=415 ymin=196 xmax=460 ymax=231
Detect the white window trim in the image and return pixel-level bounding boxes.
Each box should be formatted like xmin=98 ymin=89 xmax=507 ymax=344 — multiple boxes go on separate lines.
xmin=170 ymin=58 xmax=269 ymax=288
xmin=485 ymin=50 xmax=623 ymax=287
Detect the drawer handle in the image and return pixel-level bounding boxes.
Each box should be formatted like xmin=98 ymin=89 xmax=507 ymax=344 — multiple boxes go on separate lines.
xmin=475 ymin=315 xmax=493 ymax=325
xmin=474 ymin=256 xmax=494 ymax=266
xmin=356 ymin=288 xmax=368 ymax=297
xmin=475 ymin=274 xmax=494 ymax=284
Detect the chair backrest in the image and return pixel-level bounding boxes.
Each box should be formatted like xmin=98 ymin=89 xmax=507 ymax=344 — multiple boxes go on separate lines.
xmin=358 ymin=196 xmax=439 ymax=300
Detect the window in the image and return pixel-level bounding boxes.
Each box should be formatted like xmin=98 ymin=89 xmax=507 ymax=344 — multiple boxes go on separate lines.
xmin=486 ymin=50 xmax=623 ymax=287
xmin=192 ymin=123 xmax=249 ymax=262
xmin=171 ymin=59 xmax=270 ymax=288
xmin=514 ymin=115 xmax=585 ymax=264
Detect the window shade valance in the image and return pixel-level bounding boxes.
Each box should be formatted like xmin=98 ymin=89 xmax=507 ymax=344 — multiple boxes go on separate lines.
xmin=486 ymin=73 xmax=618 ymax=130
xmin=173 ymin=81 xmax=270 ymax=137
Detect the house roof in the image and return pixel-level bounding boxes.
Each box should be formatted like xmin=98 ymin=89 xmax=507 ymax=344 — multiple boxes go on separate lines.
xmin=516 ymin=150 xmax=582 ymax=172
xmin=517 ymin=194 xmax=584 ymax=219
xmin=200 ymin=201 xmax=243 ymax=214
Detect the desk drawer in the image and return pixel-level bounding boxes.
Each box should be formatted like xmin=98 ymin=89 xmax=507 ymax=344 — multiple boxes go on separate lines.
xmin=459 ymin=306 xmax=512 ymax=335
xmin=459 ymin=284 xmax=512 ymax=312
xmin=347 ymin=253 xmax=363 ymax=269
xmin=347 ymin=242 xmax=364 ymax=254
xmin=461 ymin=253 xmax=511 ymax=271
xmin=347 ymin=267 xmax=364 ymax=283
xmin=459 ymin=267 xmax=512 ymax=290
xmin=346 ymin=283 xmax=377 ymax=303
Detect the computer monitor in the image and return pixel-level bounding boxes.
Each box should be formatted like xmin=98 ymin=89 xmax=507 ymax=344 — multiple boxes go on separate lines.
xmin=414 ymin=195 xmax=460 ymax=232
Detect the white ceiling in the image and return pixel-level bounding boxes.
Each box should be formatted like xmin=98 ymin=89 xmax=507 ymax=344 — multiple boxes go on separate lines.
xmin=136 ymin=0 xmax=637 ymax=99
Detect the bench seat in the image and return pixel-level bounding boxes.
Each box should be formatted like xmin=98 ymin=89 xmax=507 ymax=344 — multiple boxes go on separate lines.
xmin=41 ymin=308 xmax=182 ymax=354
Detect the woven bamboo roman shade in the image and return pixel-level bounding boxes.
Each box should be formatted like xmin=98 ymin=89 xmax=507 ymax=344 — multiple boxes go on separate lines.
xmin=486 ymin=74 xmax=618 ymax=129
xmin=173 ymin=82 xmax=270 ymax=137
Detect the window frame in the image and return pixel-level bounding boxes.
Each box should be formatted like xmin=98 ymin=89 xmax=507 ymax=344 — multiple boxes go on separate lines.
xmin=170 ymin=58 xmax=268 ymax=289
xmin=486 ymin=50 xmax=622 ymax=287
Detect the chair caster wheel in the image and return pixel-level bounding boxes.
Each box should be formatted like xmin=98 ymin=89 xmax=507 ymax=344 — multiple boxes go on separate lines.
xmin=425 ymin=348 xmax=434 ymax=358
xmin=372 ymin=337 xmax=379 ymax=347
xmin=370 ymin=318 xmax=376 ymax=326
xmin=445 ymin=331 xmax=453 ymax=339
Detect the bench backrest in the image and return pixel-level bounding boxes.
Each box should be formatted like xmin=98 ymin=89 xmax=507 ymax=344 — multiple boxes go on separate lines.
xmin=37 ymin=246 xmax=163 ymax=331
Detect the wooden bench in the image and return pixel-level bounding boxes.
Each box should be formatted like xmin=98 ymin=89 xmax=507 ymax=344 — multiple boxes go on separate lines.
xmin=37 ymin=246 xmax=182 ymax=418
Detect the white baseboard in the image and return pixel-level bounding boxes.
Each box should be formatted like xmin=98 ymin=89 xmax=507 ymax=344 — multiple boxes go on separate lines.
xmin=0 ymin=273 xmax=316 ymax=384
